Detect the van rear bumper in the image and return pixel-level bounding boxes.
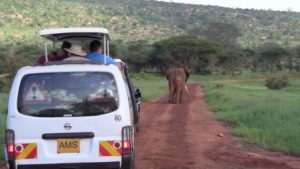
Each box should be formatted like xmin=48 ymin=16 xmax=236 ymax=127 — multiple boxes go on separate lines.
xmin=17 ymin=162 xmax=120 ymax=169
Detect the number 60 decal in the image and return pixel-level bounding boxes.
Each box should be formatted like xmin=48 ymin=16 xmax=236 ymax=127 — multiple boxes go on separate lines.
xmin=114 ymin=115 xmax=121 ymax=121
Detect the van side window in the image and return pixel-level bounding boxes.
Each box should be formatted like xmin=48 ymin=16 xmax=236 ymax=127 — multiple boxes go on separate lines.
xmin=17 ymin=72 xmax=119 ymax=117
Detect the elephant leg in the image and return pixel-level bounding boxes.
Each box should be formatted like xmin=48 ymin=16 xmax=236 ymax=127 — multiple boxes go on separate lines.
xmin=179 ymin=88 xmax=184 ymax=103
xmin=168 ymin=81 xmax=175 ymax=103
xmin=173 ymin=91 xmax=177 ymax=103
xmin=171 ymin=89 xmax=177 ymax=103
xmin=175 ymin=86 xmax=183 ymax=104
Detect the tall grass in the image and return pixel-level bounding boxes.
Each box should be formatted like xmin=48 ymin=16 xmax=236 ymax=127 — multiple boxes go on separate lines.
xmin=132 ymin=72 xmax=168 ymax=101
xmin=0 ymin=93 xmax=8 ymax=161
xmin=203 ymin=78 xmax=300 ymax=155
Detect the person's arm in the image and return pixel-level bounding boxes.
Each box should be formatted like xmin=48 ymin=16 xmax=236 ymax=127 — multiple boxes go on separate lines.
xmin=105 ymin=56 xmax=117 ymax=65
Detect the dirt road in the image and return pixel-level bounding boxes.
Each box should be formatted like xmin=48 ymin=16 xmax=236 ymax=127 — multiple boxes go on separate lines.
xmin=135 ymin=84 xmax=300 ymax=169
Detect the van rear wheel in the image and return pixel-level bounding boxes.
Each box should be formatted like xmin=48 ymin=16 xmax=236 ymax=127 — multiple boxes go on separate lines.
xmin=121 ymin=153 xmax=135 ymax=169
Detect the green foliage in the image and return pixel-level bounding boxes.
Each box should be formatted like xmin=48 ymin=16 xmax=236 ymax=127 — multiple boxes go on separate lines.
xmin=257 ymin=42 xmax=288 ymax=72
xmin=0 ymin=0 xmax=299 ymax=74
xmin=109 ymin=42 xmax=122 ymax=59
xmin=0 ymin=77 xmax=11 ymax=93
xmin=122 ymin=40 xmax=153 ymax=72
xmin=0 ymin=80 xmax=4 ymax=92
xmin=198 ymin=22 xmax=241 ymax=49
xmin=203 ymin=78 xmax=300 ymax=156
xmin=265 ymin=76 xmax=289 ymax=90
xmin=152 ymin=35 xmax=220 ymax=73
xmin=0 ymin=93 xmax=8 ymax=161
xmin=131 ymin=72 xmax=168 ymax=101
xmin=0 ymin=0 xmax=300 ymax=51
xmin=217 ymin=50 xmax=244 ymax=76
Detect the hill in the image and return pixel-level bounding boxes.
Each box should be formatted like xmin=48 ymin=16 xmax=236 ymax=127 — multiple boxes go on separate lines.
xmin=1 ymin=0 xmax=300 ymax=49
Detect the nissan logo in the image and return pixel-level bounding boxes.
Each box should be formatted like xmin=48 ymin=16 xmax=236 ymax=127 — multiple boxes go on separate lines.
xmin=64 ymin=123 xmax=72 ymax=130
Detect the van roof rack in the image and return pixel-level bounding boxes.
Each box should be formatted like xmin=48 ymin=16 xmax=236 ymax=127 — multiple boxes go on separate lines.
xmin=40 ymin=27 xmax=111 ymax=41
xmin=44 ymin=60 xmax=101 ymax=65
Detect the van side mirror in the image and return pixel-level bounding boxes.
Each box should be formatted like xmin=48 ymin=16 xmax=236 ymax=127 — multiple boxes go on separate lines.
xmin=134 ymin=88 xmax=141 ymax=104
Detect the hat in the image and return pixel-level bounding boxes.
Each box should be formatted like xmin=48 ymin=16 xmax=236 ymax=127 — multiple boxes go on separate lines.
xmin=64 ymin=44 xmax=86 ymax=56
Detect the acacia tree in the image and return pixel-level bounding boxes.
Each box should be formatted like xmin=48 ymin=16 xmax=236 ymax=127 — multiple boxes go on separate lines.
xmin=148 ymin=44 xmax=172 ymax=74
xmin=122 ymin=40 xmax=153 ymax=72
xmin=257 ymin=43 xmax=288 ymax=72
xmin=293 ymin=45 xmax=300 ymax=72
xmin=151 ymin=35 xmax=220 ymax=73
xmin=216 ymin=50 xmax=244 ymax=76
xmin=109 ymin=42 xmax=122 ymax=59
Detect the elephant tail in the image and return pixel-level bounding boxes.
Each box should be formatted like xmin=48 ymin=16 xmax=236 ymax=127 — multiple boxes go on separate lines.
xmin=184 ymin=67 xmax=190 ymax=82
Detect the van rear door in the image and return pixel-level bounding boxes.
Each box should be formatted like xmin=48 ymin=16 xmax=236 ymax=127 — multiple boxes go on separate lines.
xmin=10 ymin=71 xmax=125 ymax=164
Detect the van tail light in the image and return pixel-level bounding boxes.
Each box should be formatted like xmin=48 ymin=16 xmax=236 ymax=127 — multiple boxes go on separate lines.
xmin=5 ymin=129 xmax=15 ymax=159
xmin=122 ymin=126 xmax=133 ymax=154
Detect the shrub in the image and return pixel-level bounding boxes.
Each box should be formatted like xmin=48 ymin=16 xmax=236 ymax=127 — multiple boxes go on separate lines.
xmin=265 ymin=76 xmax=289 ymax=90
xmin=0 ymin=79 xmax=10 ymax=92
xmin=0 ymin=79 xmax=4 ymax=92
xmin=215 ymin=84 xmax=224 ymax=89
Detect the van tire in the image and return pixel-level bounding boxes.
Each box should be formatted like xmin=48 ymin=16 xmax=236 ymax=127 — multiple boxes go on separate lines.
xmin=8 ymin=160 xmax=16 ymax=169
xmin=122 ymin=153 xmax=135 ymax=169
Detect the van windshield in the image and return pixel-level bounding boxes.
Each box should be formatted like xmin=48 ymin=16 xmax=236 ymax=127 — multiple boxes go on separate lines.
xmin=17 ymin=72 xmax=119 ymax=117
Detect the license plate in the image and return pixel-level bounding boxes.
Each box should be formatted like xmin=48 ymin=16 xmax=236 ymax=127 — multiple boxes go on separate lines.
xmin=57 ymin=138 xmax=80 ymax=153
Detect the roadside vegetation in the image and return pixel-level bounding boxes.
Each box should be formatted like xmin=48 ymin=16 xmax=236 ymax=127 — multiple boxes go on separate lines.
xmin=132 ymin=72 xmax=168 ymax=101
xmin=0 ymin=93 xmax=8 ymax=161
xmin=203 ymin=76 xmax=300 ymax=156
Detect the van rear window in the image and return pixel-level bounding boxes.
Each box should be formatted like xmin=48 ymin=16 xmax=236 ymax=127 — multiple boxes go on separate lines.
xmin=18 ymin=72 xmax=119 ymax=117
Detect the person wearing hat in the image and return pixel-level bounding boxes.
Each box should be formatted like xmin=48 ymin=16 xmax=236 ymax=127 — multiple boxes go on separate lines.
xmin=63 ymin=44 xmax=89 ymax=61
xmin=38 ymin=41 xmax=72 ymax=65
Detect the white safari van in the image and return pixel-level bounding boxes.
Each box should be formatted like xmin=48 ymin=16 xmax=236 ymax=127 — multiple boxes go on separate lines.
xmin=5 ymin=28 xmax=141 ymax=169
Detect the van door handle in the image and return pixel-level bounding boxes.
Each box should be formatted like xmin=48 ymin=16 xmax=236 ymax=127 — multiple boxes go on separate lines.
xmin=42 ymin=132 xmax=94 ymax=139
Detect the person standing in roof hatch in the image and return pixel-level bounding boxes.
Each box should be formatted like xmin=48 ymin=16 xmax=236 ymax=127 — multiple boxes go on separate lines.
xmin=63 ymin=44 xmax=88 ymax=61
xmin=38 ymin=41 xmax=72 ymax=65
xmin=85 ymin=40 xmax=117 ymax=65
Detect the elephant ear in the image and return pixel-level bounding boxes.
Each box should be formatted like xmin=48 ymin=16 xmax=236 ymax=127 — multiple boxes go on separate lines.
xmin=166 ymin=69 xmax=174 ymax=80
xmin=184 ymin=67 xmax=190 ymax=82
xmin=166 ymin=70 xmax=170 ymax=80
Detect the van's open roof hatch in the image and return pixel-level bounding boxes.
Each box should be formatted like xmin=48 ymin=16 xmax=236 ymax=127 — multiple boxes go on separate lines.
xmin=39 ymin=27 xmax=111 ymax=64
xmin=39 ymin=27 xmax=111 ymax=41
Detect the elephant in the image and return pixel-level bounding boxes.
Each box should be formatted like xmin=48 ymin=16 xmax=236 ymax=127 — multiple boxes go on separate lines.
xmin=166 ymin=67 xmax=190 ymax=104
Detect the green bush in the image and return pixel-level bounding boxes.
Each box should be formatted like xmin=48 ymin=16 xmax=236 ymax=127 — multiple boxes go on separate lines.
xmin=265 ymin=76 xmax=289 ymax=90
xmin=0 ymin=80 xmax=4 ymax=92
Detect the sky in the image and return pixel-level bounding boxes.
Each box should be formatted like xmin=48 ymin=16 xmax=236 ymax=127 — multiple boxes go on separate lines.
xmin=158 ymin=0 xmax=300 ymax=12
